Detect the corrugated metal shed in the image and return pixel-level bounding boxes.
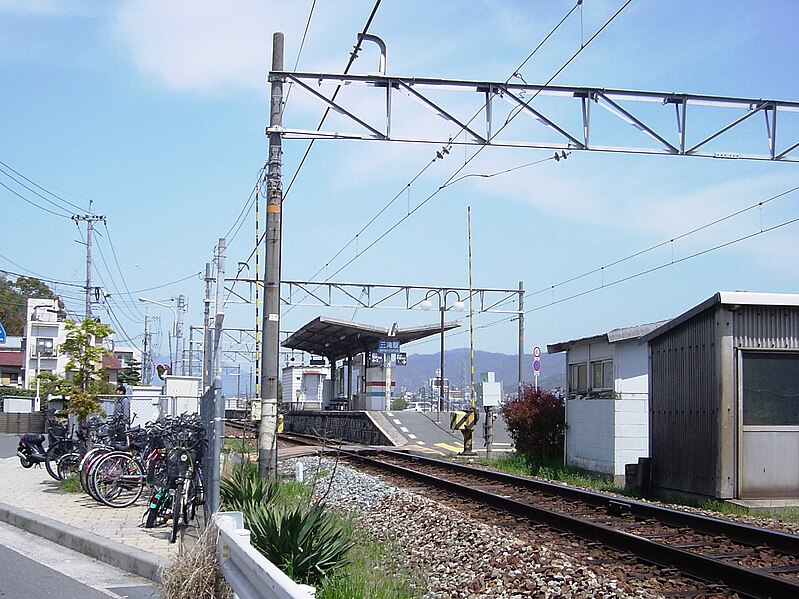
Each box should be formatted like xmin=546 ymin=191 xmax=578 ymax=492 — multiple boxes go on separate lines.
xmin=645 ymin=291 xmax=799 ymax=500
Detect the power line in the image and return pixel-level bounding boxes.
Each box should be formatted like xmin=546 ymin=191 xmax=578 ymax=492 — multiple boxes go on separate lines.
xmin=282 ymin=0 xmax=384 ymax=201
xmin=101 ymin=222 xmax=146 ymax=320
xmin=128 ymin=271 xmax=203 ymax=294
xmin=0 ymin=159 xmax=92 ymax=214
xmin=281 ymin=1 xmax=586 ymax=317
xmin=0 ymin=179 xmax=72 ymax=219
xmin=303 ymin=0 xmax=601 ymax=284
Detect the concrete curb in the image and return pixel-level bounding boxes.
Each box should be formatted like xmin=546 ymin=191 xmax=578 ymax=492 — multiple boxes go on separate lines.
xmin=0 ymin=501 xmax=169 ymax=582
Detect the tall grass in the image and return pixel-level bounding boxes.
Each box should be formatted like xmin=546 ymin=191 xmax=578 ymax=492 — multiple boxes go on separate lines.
xmin=478 ymin=453 xmax=624 ymax=494
xmin=316 ymin=521 xmax=425 ymax=599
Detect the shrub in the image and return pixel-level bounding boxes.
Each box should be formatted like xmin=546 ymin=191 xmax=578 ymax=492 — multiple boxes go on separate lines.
xmin=247 ymin=501 xmax=355 ymax=587
xmin=220 ymin=462 xmax=281 ymax=513
xmin=500 ymin=385 xmax=565 ymax=460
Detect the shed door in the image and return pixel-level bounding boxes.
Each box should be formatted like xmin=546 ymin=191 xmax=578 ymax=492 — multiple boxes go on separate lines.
xmin=739 ymin=351 xmax=799 ymax=498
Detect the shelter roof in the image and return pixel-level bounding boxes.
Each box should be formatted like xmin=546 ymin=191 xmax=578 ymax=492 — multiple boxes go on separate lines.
xmin=547 ymin=320 xmax=670 ymax=354
xmin=282 ymin=316 xmax=460 ymax=362
xmin=641 ymin=291 xmax=799 ymax=343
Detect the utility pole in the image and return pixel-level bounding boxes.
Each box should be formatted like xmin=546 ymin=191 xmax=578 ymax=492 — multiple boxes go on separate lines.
xmin=176 ymin=294 xmax=185 ymax=375
xmin=142 ymin=316 xmax=151 ymax=385
xmin=208 ymin=239 xmax=226 ymax=513
xmin=203 ymin=262 xmax=213 ymax=390
xmin=72 ymin=201 xmax=105 ymax=319
xmin=518 ymin=281 xmax=524 ymax=398
xmin=260 ymin=32 xmax=284 ymax=479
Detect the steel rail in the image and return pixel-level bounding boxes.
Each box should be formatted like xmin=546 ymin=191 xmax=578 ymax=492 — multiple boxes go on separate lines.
xmin=378 ymin=449 xmax=799 ymax=558
xmin=344 ymin=450 xmax=799 ymax=599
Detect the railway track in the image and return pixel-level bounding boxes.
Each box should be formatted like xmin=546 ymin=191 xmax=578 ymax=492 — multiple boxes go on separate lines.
xmin=339 ymin=449 xmax=799 ymax=599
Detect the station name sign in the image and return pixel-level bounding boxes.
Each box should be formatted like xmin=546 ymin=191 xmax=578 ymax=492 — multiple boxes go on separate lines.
xmin=377 ymin=339 xmax=401 ymax=354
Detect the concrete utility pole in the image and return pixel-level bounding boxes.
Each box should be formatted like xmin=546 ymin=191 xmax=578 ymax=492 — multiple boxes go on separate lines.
xmin=142 ymin=316 xmax=151 ymax=385
xmin=72 ymin=201 xmax=106 ymax=319
xmin=176 ymin=294 xmax=185 ymax=375
xmin=259 ymin=32 xmax=284 ymax=479
xmin=518 ymin=281 xmax=524 ymax=398
xmin=203 ymin=262 xmax=213 ymax=390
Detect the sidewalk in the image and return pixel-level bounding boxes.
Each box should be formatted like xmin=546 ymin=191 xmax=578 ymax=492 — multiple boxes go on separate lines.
xmin=0 ymin=446 xmax=322 ymax=584
xmin=0 ymin=455 xmax=182 ymax=582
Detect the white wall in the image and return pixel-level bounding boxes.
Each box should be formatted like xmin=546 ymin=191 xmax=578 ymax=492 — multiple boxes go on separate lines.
xmin=564 ymin=337 xmax=650 ymax=481
xmin=566 ymin=397 xmax=649 ymax=478
xmin=566 ymin=398 xmax=615 ymax=474
xmin=615 ymin=342 xmax=649 ymax=398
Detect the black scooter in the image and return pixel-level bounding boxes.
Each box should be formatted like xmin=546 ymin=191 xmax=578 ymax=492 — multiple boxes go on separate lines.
xmin=17 ymin=433 xmax=47 ymax=468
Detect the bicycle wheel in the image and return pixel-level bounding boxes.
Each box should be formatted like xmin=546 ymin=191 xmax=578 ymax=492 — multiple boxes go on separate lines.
xmin=80 ymin=447 xmax=111 ymax=497
xmin=57 ymin=452 xmax=81 ymax=480
xmin=45 ymin=440 xmax=79 ymax=480
xmin=182 ymin=477 xmax=196 ymax=524
xmin=170 ymin=481 xmax=183 ymax=543
xmin=144 ymin=487 xmax=168 ymax=529
xmin=93 ymin=453 xmax=144 ymax=508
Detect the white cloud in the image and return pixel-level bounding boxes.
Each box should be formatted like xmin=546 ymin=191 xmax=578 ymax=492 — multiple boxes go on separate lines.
xmin=112 ymin=0 xmax=308 ymax=92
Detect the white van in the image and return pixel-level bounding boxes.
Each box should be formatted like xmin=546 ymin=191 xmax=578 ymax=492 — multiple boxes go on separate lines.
xmin=406 ymin=401 xmax=433 ymax=412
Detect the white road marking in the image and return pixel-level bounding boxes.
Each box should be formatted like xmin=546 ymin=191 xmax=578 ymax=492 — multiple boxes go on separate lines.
xmin=400 ymin=427 xmax=409 ymax=432
xmin=407 ymin=434 xmax=417 ymax=439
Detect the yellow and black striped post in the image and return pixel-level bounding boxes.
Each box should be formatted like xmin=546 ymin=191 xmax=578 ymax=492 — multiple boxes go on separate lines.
xmin=450 ymin=409 xmax=479 ymax=456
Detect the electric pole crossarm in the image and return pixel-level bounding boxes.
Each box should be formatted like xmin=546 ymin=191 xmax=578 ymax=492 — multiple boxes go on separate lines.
xmin=272 ymin=71 xmax=799 ymax=162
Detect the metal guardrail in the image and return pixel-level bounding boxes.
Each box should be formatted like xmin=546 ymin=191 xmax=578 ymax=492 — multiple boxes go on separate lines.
xmin=215 ymin=512 xmax=316 ymax=599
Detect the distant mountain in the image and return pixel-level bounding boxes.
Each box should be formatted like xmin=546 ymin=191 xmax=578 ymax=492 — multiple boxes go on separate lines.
xmin=393 ymin=348 xmax=565 ymax=395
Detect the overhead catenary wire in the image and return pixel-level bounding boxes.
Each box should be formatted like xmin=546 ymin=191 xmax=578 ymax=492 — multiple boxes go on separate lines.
xmin=280 ymin=1 xmax=587 ymax=318
xmin=302 ymin=0 xmax=607 ymax=285
xmin=282 ymin=0 xmax=384 ymax=201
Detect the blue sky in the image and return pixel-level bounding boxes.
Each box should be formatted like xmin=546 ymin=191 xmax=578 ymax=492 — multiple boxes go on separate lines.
xmin=2 ymin=1 xmax=798 ymax=381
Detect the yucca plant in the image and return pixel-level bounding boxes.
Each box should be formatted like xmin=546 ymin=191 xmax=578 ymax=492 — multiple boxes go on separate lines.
xmin=219 ymin=462 xmax=280 ymax=513
xmin=247 ymin=501 xmax=355 ymax=586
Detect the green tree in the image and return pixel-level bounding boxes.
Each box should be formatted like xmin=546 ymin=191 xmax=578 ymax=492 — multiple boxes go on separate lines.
xmin=57 ymin=318 xmax=115 ymax=421
xmin=118 ymin=358 xmax=142 ymax=386
xmin=0 ymin=275 xmax=57 ymax=336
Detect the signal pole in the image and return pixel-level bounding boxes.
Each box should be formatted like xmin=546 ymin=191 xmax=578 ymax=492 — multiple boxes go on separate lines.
xmin=72 ymin=201 xmax=106 ymax=319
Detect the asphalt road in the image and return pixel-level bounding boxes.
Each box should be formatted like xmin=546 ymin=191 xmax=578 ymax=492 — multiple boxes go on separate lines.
xmin=0 ymin=433 xmax=20 ymax=459
xmin=0 ymin=513 xmax=158 ymax=599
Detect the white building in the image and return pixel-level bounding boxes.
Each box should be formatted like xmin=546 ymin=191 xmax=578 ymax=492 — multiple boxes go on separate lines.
xmin=23 ymin=299 xmax=69 ymax=403
xmin=282 ymin=365 xmax=331 ymax=410
xmin=547 ymin=321 xmax=668 ymax=485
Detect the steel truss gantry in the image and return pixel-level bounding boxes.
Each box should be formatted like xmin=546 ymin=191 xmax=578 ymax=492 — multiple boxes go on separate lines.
xmin=227 ymin=278 xmax=522 ymax=315
xmin=271 ymin=71 xmax=799 ymax=162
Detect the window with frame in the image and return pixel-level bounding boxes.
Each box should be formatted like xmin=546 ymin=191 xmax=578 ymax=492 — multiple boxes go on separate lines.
xmin=569 ymin=363 xmax=587 ymax=393
xmin=591 ymin=359 xmax=614 ymax=391
xmin=742 ymin=351 xmax=799 ymax=426
xmin=35 ymin=337 xmax=54 ymax=357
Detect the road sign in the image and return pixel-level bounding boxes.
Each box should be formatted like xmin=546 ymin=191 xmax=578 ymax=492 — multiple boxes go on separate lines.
xmin=533 ymin=359 xmax=541 ymax=372
xmin=377 ymin=339 xmax=401 ymax=354
xmin=395 ymin=352 xmax=407 ymax=366
xmin=0 ymin=321 xmax=6 ymax=344
xmin=533 ymin=346 xmax=541 ymax=358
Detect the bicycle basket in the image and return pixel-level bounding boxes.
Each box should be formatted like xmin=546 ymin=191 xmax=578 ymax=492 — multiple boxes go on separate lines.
xmin=166 ymin=447 xmax=193 ymax=483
